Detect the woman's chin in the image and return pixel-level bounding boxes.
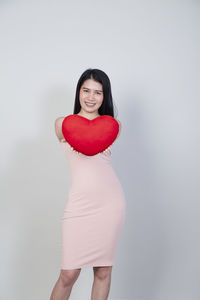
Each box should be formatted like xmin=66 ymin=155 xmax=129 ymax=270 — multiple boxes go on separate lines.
xmin=83 ymin=107 xmax=99 ymax=114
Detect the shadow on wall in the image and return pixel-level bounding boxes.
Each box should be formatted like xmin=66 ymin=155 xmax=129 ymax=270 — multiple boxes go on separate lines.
xmin=109 ymin=96 xmax=168 ymax=300
xmin=0 ymin=85 xmax=75 ymax=300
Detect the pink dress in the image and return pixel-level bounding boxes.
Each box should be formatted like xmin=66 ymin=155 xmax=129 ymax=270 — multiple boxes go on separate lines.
xmin=59 ymin=140 xmax=126 ymax=269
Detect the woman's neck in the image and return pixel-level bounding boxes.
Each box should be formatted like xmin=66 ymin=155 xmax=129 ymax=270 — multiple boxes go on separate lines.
xmin=77 ymin=111 xmax=100 ymax=120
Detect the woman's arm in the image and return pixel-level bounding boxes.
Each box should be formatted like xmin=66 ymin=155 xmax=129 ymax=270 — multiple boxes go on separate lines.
xmin=54 ymin=117 xmax=65 ymax=142
xmin=116 ymin=119 xmax=121 ymax=140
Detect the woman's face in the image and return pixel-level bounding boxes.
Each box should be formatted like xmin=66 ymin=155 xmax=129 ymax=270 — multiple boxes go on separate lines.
xmin=79 ymin=79 xmax=104 ymax=114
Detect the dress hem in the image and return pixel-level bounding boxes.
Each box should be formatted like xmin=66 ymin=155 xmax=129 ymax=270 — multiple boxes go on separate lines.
xmin=60 ymin=262 xmax=114 ymax=270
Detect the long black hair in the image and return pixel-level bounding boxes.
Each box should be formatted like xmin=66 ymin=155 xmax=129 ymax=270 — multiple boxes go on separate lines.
xmin=73 ymin=68 xmax=117 ymax=117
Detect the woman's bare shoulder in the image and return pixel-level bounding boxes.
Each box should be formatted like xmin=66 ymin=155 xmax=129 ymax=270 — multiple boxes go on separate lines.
xmin=55 ymin=116 xmax=65 ymax=126
xmin=116 ymin=119 xmax=121 ymax=128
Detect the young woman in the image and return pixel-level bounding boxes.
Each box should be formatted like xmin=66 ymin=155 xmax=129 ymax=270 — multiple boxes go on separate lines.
xmin=50 ymin=68 xmax=126 ymax=300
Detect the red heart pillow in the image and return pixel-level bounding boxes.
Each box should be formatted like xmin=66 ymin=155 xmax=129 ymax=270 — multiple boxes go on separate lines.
xmin=62 ymin=114 xmax=119 ymax=156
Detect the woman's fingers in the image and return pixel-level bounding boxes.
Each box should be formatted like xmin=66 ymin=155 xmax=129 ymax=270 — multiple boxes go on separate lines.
xmin=102 ymin=146 xmax=111 ymax=153
xmin=60 ymin=138 xmax=66 ymax=143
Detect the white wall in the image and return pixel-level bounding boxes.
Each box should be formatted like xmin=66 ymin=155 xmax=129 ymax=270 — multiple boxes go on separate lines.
xmin=0 ymin=0 xmax=199 ymax=299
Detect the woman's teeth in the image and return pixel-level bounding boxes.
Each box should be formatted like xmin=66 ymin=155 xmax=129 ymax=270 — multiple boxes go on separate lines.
xmin=85 ymin=102 xmax=96 ymax=107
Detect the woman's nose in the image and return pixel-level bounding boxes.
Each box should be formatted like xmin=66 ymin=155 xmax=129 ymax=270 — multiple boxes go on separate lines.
xmin=88 ymin=92 xmax=95 ymax=100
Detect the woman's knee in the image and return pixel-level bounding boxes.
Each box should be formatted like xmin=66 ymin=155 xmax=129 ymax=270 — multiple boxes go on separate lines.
xmin=93 ymin=266 xmax=112 ymax=280
xmin=59 ymin=268 xmax=81 ymax=287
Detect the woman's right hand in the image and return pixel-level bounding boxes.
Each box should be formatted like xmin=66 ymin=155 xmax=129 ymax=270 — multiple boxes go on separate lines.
xmin=60 ymin=138 xmax=66 ymax=143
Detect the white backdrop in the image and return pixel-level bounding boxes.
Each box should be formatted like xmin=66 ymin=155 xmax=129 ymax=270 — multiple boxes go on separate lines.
xmin=0 ymin=1 xmax=199 ymax=299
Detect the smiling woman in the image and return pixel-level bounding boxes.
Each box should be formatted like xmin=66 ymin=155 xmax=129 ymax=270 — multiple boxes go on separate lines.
xmin=50 ymin=68 xmax=125 ymax=300
xmin=79 ymin=79 xmax=104 ymax=113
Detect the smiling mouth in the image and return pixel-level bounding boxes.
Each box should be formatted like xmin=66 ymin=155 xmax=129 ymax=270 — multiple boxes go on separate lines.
xmin=85 ymin=102 xmax=96 ymax=107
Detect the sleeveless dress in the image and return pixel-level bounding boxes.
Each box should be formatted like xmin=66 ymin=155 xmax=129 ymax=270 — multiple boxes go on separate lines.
xmin=59 ymin=140 xmax=126 ymax=270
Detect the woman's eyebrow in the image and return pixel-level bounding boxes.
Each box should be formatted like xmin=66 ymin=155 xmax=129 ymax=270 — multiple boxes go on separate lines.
xmin=82 ymin=86 xmax=103 ymax=92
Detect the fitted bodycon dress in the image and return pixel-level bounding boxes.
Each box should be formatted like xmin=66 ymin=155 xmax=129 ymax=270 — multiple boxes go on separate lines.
xmin=59 ymin=140 xmax=126 ymax=270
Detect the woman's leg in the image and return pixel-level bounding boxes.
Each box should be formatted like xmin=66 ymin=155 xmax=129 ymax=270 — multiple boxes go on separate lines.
xmin=91 ymin=266 xmax=113 ymax=300
xmin=50 ymin=268 xmax=81 ymax=300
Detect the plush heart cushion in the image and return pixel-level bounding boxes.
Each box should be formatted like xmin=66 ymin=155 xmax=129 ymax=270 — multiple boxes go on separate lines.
xmin=62 ymin=114 xmax=119 ymax=156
